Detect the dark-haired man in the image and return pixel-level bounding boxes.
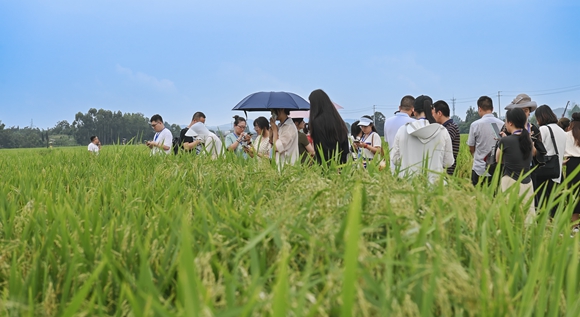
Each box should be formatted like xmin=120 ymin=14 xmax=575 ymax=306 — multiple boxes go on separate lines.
xmin=384 ymin=95 xmax=415 ymax=148
xmin=180 ymin=112 xmax=206 ymax=153
xmin=88 ymin=135 xmax=101 ymax=154
xmin=147 ymin=114 xmax=173 ymax=155
xmin=432 ymin=100 xmax=460 ymax=175
xmin=467 ymin=96 xmax=504 ymax=185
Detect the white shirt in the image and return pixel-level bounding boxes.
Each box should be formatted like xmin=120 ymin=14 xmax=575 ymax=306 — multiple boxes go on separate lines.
xmin=358 ymin=132 xmax=381 ymax=160
xmin=274 ymin=118 xmax=299 ymax=168
xmin=565 ymin=130 xmax=580 ymax=157
xmin=539 ymin=123 xmax=567 ymax=183
xmin=88 ymin=143 xmax=99 ymax=153
xmin=384 ymin=113 xmax=415 ymax=149
xmin=467 ymin=114 xmax=504 ymax=176
xmin=152 ymin=128 xmax=173 ymax=155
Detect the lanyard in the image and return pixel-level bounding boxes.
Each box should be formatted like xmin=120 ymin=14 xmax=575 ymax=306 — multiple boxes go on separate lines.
xmin=154 ymin=132 xmax=160 ymax=141
xmin=361 ymin=132 xmax=373 ymax=144
xmin=512 ymin=129 xmax=522 ymax=135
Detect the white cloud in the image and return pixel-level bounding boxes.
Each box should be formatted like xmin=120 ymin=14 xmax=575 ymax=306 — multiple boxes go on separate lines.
xmin=115 ymin=64 xmax=176 ymax=92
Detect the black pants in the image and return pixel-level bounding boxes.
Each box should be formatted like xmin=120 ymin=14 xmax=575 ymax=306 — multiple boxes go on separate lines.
xmin=472 ymin=170 xmax=492 ymax=187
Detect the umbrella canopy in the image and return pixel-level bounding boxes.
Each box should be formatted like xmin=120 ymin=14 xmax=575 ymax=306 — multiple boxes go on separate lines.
xmin=232 ymin=91 xmax=310 ymax=112
xmin=290 ymin=101 xmax=343 ymax=119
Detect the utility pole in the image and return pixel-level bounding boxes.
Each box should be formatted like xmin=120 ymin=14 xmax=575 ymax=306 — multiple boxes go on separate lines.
xmin=451 ymin=96 xmax=456 ymax=117
xmin=497 ymin=91 xmax=501 ymax=119
xmin=373 ymin=105 xmax=376 ymax=122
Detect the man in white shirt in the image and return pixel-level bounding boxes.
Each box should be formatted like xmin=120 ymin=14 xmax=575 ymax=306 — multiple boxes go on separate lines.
xmin=384 ymin=95 xmax=415 ymax=148
xmin=147 ymin=114 xmax=173 ymax=155
xmin=270 ymin=108 xmax=299 ymax=168
xmin=467 ymin=96 xmax=504 ymax=186
xmin=88 ymin=135 xmax=101 ymax=154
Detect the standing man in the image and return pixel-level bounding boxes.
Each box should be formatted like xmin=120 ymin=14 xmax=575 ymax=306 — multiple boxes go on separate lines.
xmin=384 ymin=95 xmax=415 ymax=148
xmin=432 ymin=100 xmax=460 ymax=175
xmin=270 ymin=108 xmax=299 ymax=168
xmin=88 ymin=135 xmax=101 ymax=154
xmin=390 ymin=95 xmax=454 ymax=183
xmin=467 ymin=96 xmax=504 ymax=186
xmin=147 ymin=114 xmax=173 ymax=155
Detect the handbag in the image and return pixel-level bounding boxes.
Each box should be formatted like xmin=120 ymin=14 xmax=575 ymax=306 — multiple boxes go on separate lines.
xmin=534 ymin=126 xmax=560 ymax=179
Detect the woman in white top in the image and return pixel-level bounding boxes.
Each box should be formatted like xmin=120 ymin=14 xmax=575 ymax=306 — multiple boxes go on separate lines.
xmin=355 ymin=116 xmax=381 ymax=167
xmin=245 ymin=116 xmax=271 ymax=159
xmin=564 ymin=112 xmax=580 ymax=220
xmin=535 ymin=105 xmax=568 ymax=215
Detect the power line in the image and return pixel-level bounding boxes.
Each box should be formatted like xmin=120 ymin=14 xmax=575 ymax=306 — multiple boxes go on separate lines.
xmin=501 ymin=84 xmax=580 ymax=94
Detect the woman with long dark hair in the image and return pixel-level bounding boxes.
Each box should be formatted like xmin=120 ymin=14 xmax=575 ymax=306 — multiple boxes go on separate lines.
xmin=534 ymin=105 xmax=567 ymax=213
xmin=308 ymin=89 xmax=350 ymax=164
xmin=564 ymin=112 xmax=580 ymax=223
xmin=496 ymin=108 xmax=535 ymax=222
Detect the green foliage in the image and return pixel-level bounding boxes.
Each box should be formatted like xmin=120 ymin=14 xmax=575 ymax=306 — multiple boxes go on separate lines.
xmin=459 ymin=106 xmax=479 ymax=134
xmin=0 ymin=143 xmax=580 ymax=316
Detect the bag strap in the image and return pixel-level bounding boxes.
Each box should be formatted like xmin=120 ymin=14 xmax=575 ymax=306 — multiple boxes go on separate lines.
xmin=546 ymin=125 xmax=558 ymax=155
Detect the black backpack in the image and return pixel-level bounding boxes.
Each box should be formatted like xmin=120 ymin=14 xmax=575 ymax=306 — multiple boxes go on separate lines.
xmin=172 ymin=136 xmax=181 ymax=155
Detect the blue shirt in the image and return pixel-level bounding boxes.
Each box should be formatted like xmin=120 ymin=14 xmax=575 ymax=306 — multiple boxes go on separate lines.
xmin=384 ymin=113 xmax=415 ymax=149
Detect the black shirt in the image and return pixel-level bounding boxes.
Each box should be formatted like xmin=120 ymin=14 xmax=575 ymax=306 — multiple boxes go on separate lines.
xmin=498 ymin=134 xmax=532 ymax=183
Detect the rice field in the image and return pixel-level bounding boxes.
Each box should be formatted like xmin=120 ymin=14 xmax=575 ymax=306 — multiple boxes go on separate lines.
xmin=1 ymin=138 xmax=580 ymax=316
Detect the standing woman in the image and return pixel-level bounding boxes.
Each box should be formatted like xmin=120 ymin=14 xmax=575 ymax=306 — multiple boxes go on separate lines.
xmin=496 ymin=108 xmax=535 ymax=222
xmin=308 ymin=89 xmax=350 ymax=164
xmin=534 ymin=105 xmax=567 ymax=213
xmin=226 ymin=115 xmax=252 ymax=158
xmin=357 ymin=116 xmax=382 ymax=163
xmin=245 ymin=116 xmax=271 ymax=159
xmin=564 ymin=112 xmax=580 ymax=221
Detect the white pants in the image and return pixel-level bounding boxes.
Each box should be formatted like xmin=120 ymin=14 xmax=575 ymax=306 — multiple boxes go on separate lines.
xmin=501 ymin=176 xmax=536 ymax=225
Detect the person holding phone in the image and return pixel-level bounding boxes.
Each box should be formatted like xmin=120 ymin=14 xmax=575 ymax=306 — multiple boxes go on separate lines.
xmin=357 ymin=116 xmax=381 ymax=166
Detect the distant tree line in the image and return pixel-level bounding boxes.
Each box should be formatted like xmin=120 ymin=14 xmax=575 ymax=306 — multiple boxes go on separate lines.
xmin=0 ymin=108 xmax=182 ymax=149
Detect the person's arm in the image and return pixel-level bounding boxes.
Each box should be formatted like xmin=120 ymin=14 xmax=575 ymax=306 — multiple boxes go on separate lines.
xmin=226 ymin=134 xmax=241 ymax=151
xmin=390 ymin=129 xmax=401 ymax=164
xmin=495 ymin=139 xmax=503 ymax=163
xmin=183 ymin=140 xmax=202 ymax=151
xmin=442 ymin=131 xmax=454 ymax=168
xmin=270 ymin=118 xmax=280 ymax=152
xmin=305 ymin=143 xmax=315 ymax=156
xmin=363 ymin=133 xmax=381 ymax=154
xmin=467 ymin=124 xmax=476 ymax=157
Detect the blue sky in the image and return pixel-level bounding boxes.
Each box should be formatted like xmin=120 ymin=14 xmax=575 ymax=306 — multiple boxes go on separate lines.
xmin=1 ymin=0 xmax=579 ymax=129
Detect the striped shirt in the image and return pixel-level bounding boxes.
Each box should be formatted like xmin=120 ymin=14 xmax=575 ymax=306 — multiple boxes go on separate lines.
xmin=443 ymin=119 xmax=460 ymax=175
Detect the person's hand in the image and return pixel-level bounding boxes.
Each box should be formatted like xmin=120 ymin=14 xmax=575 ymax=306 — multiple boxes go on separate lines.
xmin=270 ymin=117 xmax=277 ymax=131
xmin=563 ymin=157 xmax=570 ymax=165
xmin=499 ymin=131 xmax=506 ymax=138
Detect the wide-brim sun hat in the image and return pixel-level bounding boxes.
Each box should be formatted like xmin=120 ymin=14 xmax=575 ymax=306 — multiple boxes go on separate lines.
xmin=358 ymin=117 xmax=373 ymax=126
xmin=505 ymin=93 xmax=538 ymax=112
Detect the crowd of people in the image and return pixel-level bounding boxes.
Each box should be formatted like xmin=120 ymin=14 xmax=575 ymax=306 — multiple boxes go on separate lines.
xmin=87 ymin=90 xmax=580 ymax=227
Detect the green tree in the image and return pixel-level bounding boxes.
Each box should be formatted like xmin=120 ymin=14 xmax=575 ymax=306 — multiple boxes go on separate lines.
xmin=373 ymin=111 xmax=385 ymax=136
xmin=459 ymin=106 xmax=480 ymax=134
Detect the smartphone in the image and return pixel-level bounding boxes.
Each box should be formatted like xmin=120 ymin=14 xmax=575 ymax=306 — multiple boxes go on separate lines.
xmin=491 ymin=123 xmax=501 ymax=138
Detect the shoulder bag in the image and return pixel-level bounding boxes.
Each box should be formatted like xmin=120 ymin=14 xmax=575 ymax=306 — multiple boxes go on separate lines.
xmin=534 ymin=126 xmax=560 ymax=179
